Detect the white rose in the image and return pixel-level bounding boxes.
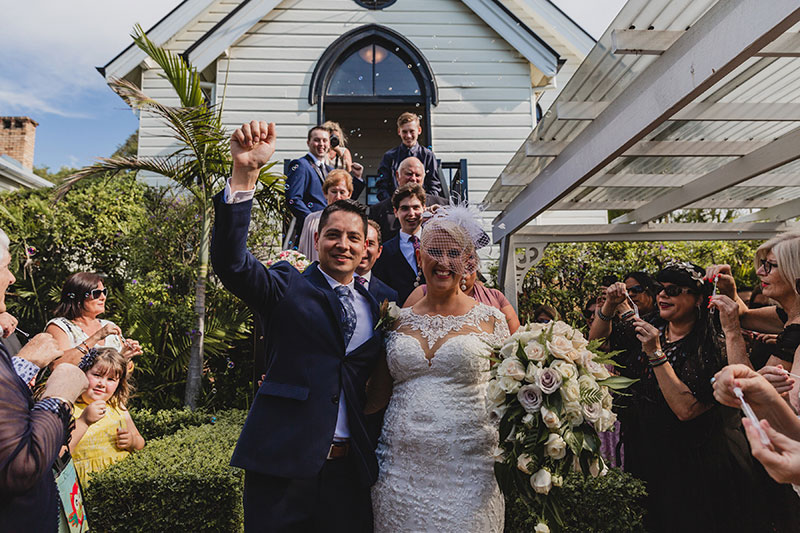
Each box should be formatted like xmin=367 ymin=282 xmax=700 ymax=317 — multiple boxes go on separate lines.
xmin=522 ymin=413 xmax=536 ymax=426
xmin=498 ymin=376 xmax=521 ymax=394
xmin=564 ymin=401 xmax=584 ymax=427
xmin=571 ymin=329 xmax=589 ymax=350
xmin=531 ymin=468 xmax=552 ymax=495
xmin=536 ymin=367 xmax=563 ymax=395
xmin=581 ymin=352 xmax=610 ymax=380
xmin=387 ymin=302 xmax=400 ymax=319
xmin=489 ymin=403 xmax=509 ymax=423
xmin=540 ymin=405 xmax=560 ymax=429
xmin=547 ymin=336 xmax=576 ymax=361
xmin=526 ymin=322 xmax=547 ymax=336
xmin=550 ymin=359 xmax=577 ymax=380
xmin=596 ymin=408 xmax=618 ymax=432
xmin=583 ymin=402 xmax=602 ymax=424
xmin=578 ymin=374 xmax=601 ymax=396
xmin=517 ymin=384 xmax=543 ymax=414
xmin=545 ymin=433 xmax=567 ymax=460
xmin=491 ymin=446 xmax=506 ymax=462
xmin=560 ymin=379 xmax=580 ymax=403
xmin=524 ymin=341 xmax=547 ymax=363
xmin=497 ymin=357 xmax=526 ymax=381
xmin=517 ymin=453 xmax=533 ymax=474
xmin=551 ymin=321 xmax=574 ymax=338
xmin=517 ymin=330 xmax=539 ymax=345
xmin=535 ymin=523 xmax=550 ymax=533
xmin=525 ymin=362 xmax=540 ymax=383
xmin=486 ymin=380 xmax=506 ymax=406
xmin=499 ymin=341 xmax=517 ymax=359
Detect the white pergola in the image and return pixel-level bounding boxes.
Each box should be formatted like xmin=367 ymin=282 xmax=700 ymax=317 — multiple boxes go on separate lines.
xmin=484 ymin=0 xmax=800 ymax=308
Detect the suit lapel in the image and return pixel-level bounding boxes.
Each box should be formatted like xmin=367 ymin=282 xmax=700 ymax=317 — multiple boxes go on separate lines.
xmin=305 ymin=154 xmax=325 ymax=182
xmin=304 ymin=263 xmax=346 ymax=350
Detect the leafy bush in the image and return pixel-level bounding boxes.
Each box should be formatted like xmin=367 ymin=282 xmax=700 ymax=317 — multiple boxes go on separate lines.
xmin=504 ymin=468 xmax=647 ymax=533
xmin=129 ymin=408 xmax=245 ymax=441
xmin=85 ymin=412 xmax=247 ymax=532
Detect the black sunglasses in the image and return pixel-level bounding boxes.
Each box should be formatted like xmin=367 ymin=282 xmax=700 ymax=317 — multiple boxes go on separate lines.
xmin=627 ymin=285 xmax=646 ymax=295
xmin=760 ymin=258 xmax=778 ymax=275
xmin=655 ymin=284 xmax=692 ymax=297
xmin=85 ymin=288 xmax=108 ymax=300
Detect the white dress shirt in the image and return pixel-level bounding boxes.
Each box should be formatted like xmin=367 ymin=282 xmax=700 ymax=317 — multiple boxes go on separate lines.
xmin=223 ymin=178 xmax=256 ymax=204
xmin=319 ymin=266 xmax=373 ymax=440
xmin=355 ymin=270 xmax=372 ymax=290
xmin=398 ymin=227 xmax=422 ymax=272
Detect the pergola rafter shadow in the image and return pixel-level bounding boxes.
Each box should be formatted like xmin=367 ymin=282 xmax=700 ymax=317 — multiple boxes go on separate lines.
xmin=484 ymin=0 xmax=800 ymax=308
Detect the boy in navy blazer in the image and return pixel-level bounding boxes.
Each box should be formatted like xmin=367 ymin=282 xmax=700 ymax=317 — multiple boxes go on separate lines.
xmin=285 ymin=126 xmax=332 ymax=240
xmin=212 ymin=120 xmax=382 ymax=532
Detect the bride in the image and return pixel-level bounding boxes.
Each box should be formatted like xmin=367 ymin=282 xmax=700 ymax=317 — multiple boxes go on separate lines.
xmin=368 ymin=207 xmax=510 ymax=532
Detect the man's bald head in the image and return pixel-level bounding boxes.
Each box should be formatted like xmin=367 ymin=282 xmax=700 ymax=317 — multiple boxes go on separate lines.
xmin=395 ymin=157 xmax=425 ymax=188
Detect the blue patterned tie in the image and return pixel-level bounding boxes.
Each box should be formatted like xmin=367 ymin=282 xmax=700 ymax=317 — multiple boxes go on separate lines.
xmin=334 ymin=285 xmax=356 ymax=348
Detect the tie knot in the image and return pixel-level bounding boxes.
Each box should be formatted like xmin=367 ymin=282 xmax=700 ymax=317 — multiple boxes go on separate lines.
xmin=409 ymin=235 xmax=420 ymax=250
xmin=355 ymin=275 xmax=367 ymax=286
xmin=334 ymin=285 xmax=352 ymax=299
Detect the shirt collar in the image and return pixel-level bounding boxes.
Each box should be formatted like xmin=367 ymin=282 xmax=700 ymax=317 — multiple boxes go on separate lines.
xmin=399 ymin=227 xmax=422 ymax=242
xmin=307 ymin=152 xmax=322 ymax=165
xmin=356 ymin=271 xmax=372 ymax=283
xmin=318 ymin=264 xmax=355 ymax=291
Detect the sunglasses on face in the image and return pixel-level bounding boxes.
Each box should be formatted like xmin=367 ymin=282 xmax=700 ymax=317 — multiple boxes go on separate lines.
xmin=655 ymin=284 xmax=692 ymax=297
xmin=85 ymin=288 xmax=108 ymax=300
xmin=760 ymin=258 xmax=778 ymax=275
xmin=627 ymin=285 xmax=646 ymax=295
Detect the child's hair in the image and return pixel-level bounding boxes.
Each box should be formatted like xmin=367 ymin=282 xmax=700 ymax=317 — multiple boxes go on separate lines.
xmin=86 ymin=347 xmax=134 ymax=407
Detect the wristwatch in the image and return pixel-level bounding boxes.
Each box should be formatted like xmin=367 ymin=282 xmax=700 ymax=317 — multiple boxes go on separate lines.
xmin=647 ymin=349 xmax=664 ymax=361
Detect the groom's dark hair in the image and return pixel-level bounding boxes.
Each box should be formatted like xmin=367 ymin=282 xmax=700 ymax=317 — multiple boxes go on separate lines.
xmin=318 ymin=199 xmax=368 ymax=236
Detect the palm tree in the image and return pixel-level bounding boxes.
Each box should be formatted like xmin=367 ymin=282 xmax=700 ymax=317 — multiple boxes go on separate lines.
xmin=59 ymin=25 xmax=283 ymax=408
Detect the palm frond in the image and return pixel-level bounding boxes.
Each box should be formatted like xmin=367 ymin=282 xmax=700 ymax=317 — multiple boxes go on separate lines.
xmin=131 ymin=24 xmax=204 ymax=108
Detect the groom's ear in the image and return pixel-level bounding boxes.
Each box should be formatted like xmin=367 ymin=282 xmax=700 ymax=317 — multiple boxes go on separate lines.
xmin=314 ymin=231 xmax=319 ymax=252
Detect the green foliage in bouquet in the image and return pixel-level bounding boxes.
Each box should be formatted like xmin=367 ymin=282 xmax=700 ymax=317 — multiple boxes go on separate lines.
xmin=85 ymin=411 xmax=247 ymax=532
xmin=489 ymin=321 xmax=637 ymax=532
xmin=504 ymin=468 xmax=647 ymax=533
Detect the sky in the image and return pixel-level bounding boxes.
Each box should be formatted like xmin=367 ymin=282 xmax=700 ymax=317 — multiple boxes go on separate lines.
xmin=0 ymin=0 xmax=625 ymax=171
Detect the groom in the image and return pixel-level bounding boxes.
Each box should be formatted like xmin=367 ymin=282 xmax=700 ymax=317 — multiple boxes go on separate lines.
xmin=211 ymin=120 xmax=382 ymax=532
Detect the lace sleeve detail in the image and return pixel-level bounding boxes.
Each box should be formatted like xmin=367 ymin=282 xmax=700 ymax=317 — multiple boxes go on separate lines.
xmin=484 ymin=305 xmax=510 ymax=345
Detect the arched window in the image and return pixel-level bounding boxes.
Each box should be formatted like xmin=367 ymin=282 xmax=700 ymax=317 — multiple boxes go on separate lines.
xmin=327 ymin=44 xmax=420 ymax=97
xmin=353 ymin=0 xmax=397 ymax=9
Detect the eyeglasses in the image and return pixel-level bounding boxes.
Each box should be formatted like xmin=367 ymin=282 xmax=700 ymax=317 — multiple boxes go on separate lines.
xmin=627 ymin=285 xmax=646 ymax=295
xmin=85 ymin=288 xmax=108 ymax=300
xmin=655 ymin=284 xmax=692 ymax=297
xmin=760 ymin=258 xmax=779 ymax=275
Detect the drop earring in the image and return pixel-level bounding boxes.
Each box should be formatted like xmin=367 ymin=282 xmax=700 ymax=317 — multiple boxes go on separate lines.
xmin=460 ymin=275 xmax=467 ymax=292
xmin=414 ymin=270 xmax=421 ymax=287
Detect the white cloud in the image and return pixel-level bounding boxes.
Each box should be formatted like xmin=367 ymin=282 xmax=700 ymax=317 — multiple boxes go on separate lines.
xmin=0 ymin=0 xmax=181 ymax=116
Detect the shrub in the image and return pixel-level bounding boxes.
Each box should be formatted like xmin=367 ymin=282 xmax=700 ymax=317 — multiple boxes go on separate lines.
xmin=129 ymin=408 xmax=245 ymax=441
xmin=504 ymin=468 xmax=647 ymax=533
xmin=85 ymin=412 xmax=247 ymax=532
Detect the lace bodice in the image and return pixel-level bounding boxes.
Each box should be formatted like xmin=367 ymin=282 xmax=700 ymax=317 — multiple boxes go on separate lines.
xmin=372 ymin=303 xmax=509 ymax=532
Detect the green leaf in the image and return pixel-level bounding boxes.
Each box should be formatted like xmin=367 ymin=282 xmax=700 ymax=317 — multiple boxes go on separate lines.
xmin=596 ymin=375 xmax=639 ymax=390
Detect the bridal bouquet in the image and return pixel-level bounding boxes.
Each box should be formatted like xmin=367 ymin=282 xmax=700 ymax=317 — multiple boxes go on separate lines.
xmin=489 ymin=320 xmax=635 ymax=531
xmin=264 ymin=249 xmax=310 ymax=272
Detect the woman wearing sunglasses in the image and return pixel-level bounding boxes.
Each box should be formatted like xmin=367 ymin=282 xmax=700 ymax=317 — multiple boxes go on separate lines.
xmin=616 ymin=262 xmax=763 ymax=532
xmin=45 ymin=272 xmax=142 ymax=367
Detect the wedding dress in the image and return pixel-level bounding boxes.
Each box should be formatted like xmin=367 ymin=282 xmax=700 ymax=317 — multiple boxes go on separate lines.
xmin=372 ymin=303 xmax=510 ymax=532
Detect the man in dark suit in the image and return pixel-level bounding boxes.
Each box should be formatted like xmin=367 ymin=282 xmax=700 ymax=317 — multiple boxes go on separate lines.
xmin=212 ymin=120 xmax=383 ymax=532
xmin=372 ymin=183 xmax=426 ymax=306
xmin=0 ymin=229 xmax=89 ymax=532
xmin=369 ymin=156 xmax=447 ymax=241
xmin=375 ymin=112 xmax=442 ymax=201
xmin=355 ymin=221 xmax=398 ymax=305
xmin=285 ymin=126 xmax=332 ymax=241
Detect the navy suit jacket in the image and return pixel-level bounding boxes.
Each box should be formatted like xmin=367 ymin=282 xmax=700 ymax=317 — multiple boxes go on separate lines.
xmin=375 ymin=144 xmax=442 ymax=201
xmin=285 ymin=155 xmax=329 ymax=228
xmin=371 ymin=235 xmax=423 ymax=306
xmin=367 ymin=274 xmax=398 ymax=305
xmin=211 ymin=193 xmax=383 ymax=486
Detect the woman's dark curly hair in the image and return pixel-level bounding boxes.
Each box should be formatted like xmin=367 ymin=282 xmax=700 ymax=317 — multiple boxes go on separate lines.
xmin=52 ymin=272 xmax=105 ymax=320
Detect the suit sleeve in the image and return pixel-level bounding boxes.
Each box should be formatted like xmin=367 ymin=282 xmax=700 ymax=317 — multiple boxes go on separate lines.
xmin=375 ymin=150 xmax=395 ymax=202
xmin=0 ymin=364 xmax=66 ymax=495
xmin=211 ymin=191 xmax=292 ymax=313
xmin=425 ymin=151 xmax=443 ymax=198
xmin=285 ymin=161 xmax=312 ymax=221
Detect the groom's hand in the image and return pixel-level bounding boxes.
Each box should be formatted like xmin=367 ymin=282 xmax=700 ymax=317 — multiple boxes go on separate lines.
xmin=231 ymin=120 xmax=277 ymax=192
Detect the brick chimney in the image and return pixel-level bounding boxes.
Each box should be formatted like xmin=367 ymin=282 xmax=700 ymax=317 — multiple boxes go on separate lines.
xmin=0 ymin=117 xmax=38 ymax=169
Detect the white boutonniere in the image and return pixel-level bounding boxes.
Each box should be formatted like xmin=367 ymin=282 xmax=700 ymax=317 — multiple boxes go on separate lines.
xmin=375 ymin=299 xmax=400 ymax=332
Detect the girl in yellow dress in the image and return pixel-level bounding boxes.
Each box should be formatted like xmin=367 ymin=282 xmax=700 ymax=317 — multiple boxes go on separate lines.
xmin=69 ymin=347 xmax=145 ymax=486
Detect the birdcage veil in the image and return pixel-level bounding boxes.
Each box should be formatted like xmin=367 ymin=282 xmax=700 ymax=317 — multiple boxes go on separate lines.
xmin=419 ymin=204 xmax=489 ymax=276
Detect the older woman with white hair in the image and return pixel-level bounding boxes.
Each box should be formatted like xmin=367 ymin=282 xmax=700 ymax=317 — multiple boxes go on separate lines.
xmin=368 ymin=205 xmax=510 ymax=532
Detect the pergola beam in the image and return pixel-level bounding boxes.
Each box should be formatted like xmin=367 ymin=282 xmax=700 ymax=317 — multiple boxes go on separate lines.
xmin=556 ymin=101 xmax=800 ymax=121
xmin=513 ymin=222 xmax=796 ymax=243
xmin=583 ymin=172 xmax=800 ymax=188
xmin=525 ymin=139 xmax=768 ymax=157
xmin=736 ymin=198 xmax=800 ymax=222
xmin=614 ymin=126 xmax=800 ymax=223
xmin=492 ymin=0 xmax=800 ymax=243
xmin=612 ymin=30 xmax=800 ymax=57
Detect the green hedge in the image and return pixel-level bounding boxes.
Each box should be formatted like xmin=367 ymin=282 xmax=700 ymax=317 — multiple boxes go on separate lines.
xmin=85 ymin=411 xmax=247 ymax=533
xmin=130 ymin=407 xmax=245 ymax=441
xmin=504 ymin=468 xmax=647 ymax=533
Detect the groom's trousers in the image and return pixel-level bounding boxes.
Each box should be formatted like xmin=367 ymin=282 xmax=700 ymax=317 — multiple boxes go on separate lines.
xmin=243 ymin=454 xmax=373 ymax=533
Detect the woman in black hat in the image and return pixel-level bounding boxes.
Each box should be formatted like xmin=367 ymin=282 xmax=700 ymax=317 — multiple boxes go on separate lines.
xmin=619 ymin=262 xmax=762 ymax=533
